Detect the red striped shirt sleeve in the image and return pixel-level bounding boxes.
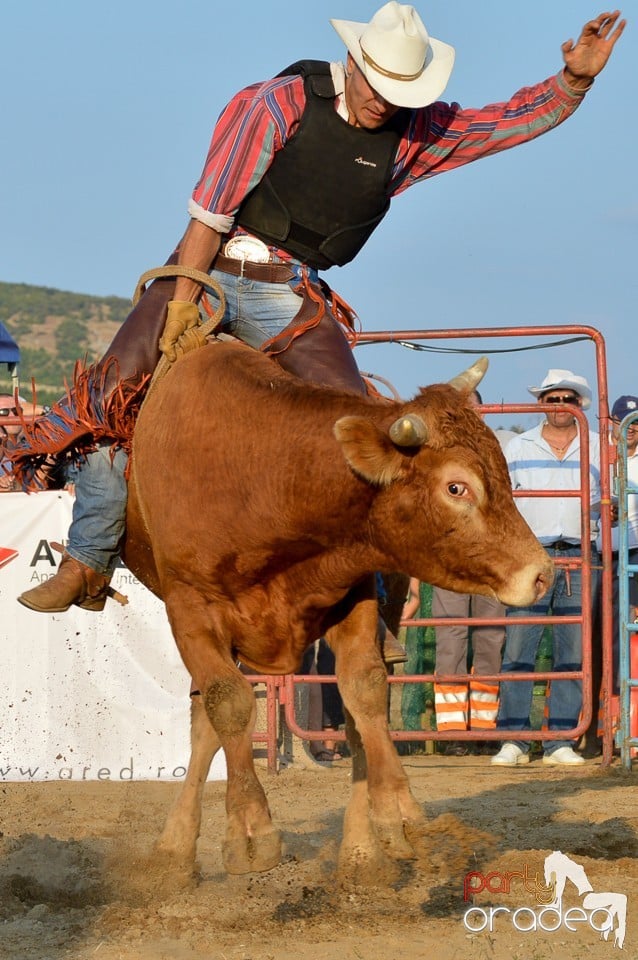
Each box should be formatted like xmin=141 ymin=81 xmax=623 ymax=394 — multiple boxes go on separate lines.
xmin=192 ymin=76 xmax=306 ymax=218
xmin=391 ymin=72 xmax=587 ymax=195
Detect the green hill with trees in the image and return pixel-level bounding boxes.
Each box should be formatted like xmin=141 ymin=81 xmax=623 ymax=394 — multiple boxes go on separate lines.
xmin=0 ymin=281 xmax=130 ymax=405
xmin=1 ymin=280 xmax=528 ymax=434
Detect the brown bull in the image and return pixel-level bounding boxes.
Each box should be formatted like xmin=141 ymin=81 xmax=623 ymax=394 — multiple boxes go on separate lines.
xmin=122 ymin=339 xmax=553 ymax=876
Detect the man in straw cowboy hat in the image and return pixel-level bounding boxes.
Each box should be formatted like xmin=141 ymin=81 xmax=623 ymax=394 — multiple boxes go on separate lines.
xmin=492 ymin=369 xmax=601 ymax=767
xmin=13 ymin=4 xmax=624 ymax=613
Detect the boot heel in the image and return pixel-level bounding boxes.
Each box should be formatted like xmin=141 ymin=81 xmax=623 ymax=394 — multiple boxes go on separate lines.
xmin=76 ymin=594 xmax=108 ymax=612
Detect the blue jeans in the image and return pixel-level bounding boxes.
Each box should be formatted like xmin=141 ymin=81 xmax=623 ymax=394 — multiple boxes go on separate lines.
xmin=611 ymin=546 xmax=638 ymax=693
xmin=66 ymin=445 xmax=130 ymax=575
xmin=67 ymin=271 xmax=308 ymax=574
xmin=496 ymin=545 xmax=600 ymax=754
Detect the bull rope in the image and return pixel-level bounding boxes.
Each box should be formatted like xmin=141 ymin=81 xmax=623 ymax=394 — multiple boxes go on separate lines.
xmin=128 ymin=265 xmax=227 ymax=546
xmin=132 ymin=264 xmax=227 ymax=393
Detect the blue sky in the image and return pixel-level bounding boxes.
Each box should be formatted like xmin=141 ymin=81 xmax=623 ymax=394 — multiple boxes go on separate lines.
xmin=2 ymin=1 xmax=633 ymax=429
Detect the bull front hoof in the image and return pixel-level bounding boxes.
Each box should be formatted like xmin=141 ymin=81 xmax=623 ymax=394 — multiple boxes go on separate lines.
xmin=403 ymin=819 xmax=432 ymax=861
xmin=222 ymin=829 xmax=282 ymax=875
xmin=371 ymin=819 xmax=418 ymax=861
xmin=337 ymin=840 xmax=401 ymax=888
xmin=154 ymin=836 xmax=197 ymax=867
xmin=115 ymin=847 xmax=197 ymax=896
xmin=250 ymin=829 xmax=282 ymax=873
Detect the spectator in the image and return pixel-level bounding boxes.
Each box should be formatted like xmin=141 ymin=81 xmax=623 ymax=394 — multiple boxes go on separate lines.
xmin=433 ymin=586 xmax=505 ymax=754
xmin=304 ymin=573 xmax=403 ymax=763
xmin=303 ymin=639 xmax=346 ymax=763
xmin=492 ymin=369 xmax=601 ymax=767
xmin=600 ymin=396 xmax=638 ymax=686
xmin=433 ymin=390 xmax=505 ymax=755
xmin=493 ymin=426 xmax=518 ymax=451
xmin=1 ymin=398 xmax=61 ymax=491
xmin=1 ymin=396 xmax=34 ymax=491
xmin=1 ymin=393 xmax=25 ymax=439
xmin=399 ymin=578 xmax=436 ymax=750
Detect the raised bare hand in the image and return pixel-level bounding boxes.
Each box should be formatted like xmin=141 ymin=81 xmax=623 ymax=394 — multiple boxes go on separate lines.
xmin=562 ymin=10 xmax=626 ymax=83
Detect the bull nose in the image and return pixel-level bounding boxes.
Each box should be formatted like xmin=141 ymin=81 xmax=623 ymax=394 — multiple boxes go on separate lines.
xmin=497 ymin=557 xmax=556 ymax=607
xmin=535 ymin=563 xmax=555 ymax=602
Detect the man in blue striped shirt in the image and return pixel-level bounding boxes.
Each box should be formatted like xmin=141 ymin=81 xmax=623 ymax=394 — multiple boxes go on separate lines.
xmin=492 ymin=369 xmax=600 ymax=767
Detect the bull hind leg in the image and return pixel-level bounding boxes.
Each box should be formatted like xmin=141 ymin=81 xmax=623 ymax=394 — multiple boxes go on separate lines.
xmin=156 ymin=694 xmax=221 ymax=866
xmin=326 ymin=590 xmax=426 ymax=869
xmin=203 ymin=670 xmax=281 ymax=874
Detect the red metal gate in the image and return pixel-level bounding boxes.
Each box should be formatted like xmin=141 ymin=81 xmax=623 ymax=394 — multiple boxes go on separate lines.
xmin=250 ymin=324 xmax=615 ymax=772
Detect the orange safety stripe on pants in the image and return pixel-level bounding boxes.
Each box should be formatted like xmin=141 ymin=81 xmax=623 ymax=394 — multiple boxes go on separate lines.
xmin=434 ymin=682 xmax=468 ymax=731
xmin=469 ymin=679 xmax=499 ymax=729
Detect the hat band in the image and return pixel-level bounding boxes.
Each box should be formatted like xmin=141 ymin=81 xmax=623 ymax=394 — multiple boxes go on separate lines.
xmin=360 ymin=44 xmax=424 ymax=82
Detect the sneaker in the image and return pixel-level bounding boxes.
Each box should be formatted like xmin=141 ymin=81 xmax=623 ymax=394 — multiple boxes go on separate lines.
xmin=490 ymin=743 xmax=530 ymax=766
xmin=443 ymin=741 xmax=472 ymax=757
xmin=542 ymin=746 xmax=585 ymax=766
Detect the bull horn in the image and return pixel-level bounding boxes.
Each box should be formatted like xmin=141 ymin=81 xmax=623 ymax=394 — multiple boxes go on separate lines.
xmin=389 ymin=414 xmax=428 ymax=447
xmin=448 ymin=356 xmax=489 ymax=393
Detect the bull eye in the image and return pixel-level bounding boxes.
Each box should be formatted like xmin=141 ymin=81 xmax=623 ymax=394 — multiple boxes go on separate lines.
xmin=447 ymin=482 xmax=468 ymax=498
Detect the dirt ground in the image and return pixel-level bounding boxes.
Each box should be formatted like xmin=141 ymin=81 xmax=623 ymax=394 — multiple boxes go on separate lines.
xmin=1 ymin=753 xmax=637 ymax=960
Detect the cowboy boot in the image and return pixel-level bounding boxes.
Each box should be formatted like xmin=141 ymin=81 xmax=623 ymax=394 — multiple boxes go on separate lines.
xmin=18 ymin=552 xmax=111 ymax=613
xmin=378 ymin=615 xmax=408 ymax=665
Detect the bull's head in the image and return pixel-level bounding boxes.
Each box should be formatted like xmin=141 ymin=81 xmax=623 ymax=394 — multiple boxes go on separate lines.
xmin=333 ymin=357 xmax=553 ymax=607
xmin=334 ymin=356 xmax=488 ymax=486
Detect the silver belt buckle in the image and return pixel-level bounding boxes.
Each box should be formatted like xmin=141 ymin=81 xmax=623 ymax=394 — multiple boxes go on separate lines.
xmin=224 ymin=235 xmax=271 ymax=264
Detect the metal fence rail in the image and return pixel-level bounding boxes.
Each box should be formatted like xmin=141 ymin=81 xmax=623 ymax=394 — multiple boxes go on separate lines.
xmin=248 ymin=323 xmax=619 ymax=772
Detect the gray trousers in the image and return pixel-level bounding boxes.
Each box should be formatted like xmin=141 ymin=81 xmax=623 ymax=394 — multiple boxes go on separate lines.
xmin=433 ymin=587 xmax=505 ymax=676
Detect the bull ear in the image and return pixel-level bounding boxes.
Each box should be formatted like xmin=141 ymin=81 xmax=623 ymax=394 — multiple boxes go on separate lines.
xmin=334 ymin=416 xmax=405 ymax=487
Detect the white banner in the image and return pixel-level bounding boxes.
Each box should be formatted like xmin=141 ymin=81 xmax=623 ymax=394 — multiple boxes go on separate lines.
xmin=0 ymin=491 xmax=226 ymax=782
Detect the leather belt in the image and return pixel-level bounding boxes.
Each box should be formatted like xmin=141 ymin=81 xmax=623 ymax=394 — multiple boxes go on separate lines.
xmin=214 ymin=252 xmax=295 ymax=284
xmin=546 ymin=539 xmax=580 ymax=551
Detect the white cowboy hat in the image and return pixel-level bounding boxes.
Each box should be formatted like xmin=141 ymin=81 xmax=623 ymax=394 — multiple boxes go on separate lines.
xmin=330 ymin=2 xmax=455 ymax=109
xmin=528 ymin=369 xmax=593 ymax=410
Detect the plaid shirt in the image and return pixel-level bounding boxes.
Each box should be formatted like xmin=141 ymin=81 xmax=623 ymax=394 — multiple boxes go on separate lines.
xmin=191 ymin=64 xmax=586 ymax=234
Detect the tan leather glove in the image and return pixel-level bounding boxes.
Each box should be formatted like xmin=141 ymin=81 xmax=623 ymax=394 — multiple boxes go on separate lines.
xmin=159 ymin=301 xmax=201 ymax=362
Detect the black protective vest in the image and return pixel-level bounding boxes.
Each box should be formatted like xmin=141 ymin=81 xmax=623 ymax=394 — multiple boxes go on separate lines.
xmin=236 ymin=60 xmax=408 ymax=270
